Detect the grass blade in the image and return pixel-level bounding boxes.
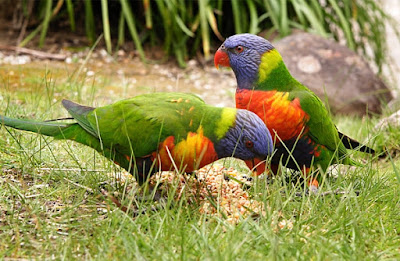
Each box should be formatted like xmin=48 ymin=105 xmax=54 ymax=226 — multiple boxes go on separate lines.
xmin=206 ymin=6 xmax=224 ymax=41
xmin=101 ymin=0 xmax=112 ymax=53
xmin=84 ymin=0 xmax=96 ymax=45
xmin=175 ymin=15 xmax=195 ymax=38
xmin=295 ymin=0 xmax=328 ymax=36
xmin=327 ymin=0 xmax=355 ymax=49
xmin=119 ymin=0 xmax=146 ymax=61
xmin=263 ymin=0 xmax=279 ymax=35
xmin=231 ymin=0 xmax=242 ymax=34
xmin=66 ymin=0 xmax=76 ymax=32
xmin=198 ymin=0 xmax=210 ymax=59
xmin=19 ymin=26 xmax=42 ymax=47
xmin=387 ymin=150 xmax=400 ymax=184
xmin=144 ymin=0 xmax=153 ymax=29
xmin=118 ymin=10 xmax=125 ymax=46
xmin=246 ymin=0 xmax=259 ymax=34
xmin=279 ymin=0 xmax=289 ymax=36
xmin=39 ymin=0 xmax=52 ymax=48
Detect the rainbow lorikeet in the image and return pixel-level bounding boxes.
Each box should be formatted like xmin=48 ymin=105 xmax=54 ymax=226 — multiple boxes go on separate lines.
xmin=0 ymin=92 xmax=273 ymax=184
xmin=214 ymin=33 xmax=375 ymax=188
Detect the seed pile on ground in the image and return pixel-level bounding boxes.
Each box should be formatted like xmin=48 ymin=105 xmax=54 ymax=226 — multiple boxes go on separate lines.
xmin=149 ymin=164 xmax=266 ymax=223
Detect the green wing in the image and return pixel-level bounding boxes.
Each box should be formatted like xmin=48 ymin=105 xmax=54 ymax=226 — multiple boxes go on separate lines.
xmin=64 ymin=92 xmax=209 ymax=158
xmin=291 ymin=89 xmax=348 ymax=158
xmin=62 ymin=100 xmax=98 ymax=137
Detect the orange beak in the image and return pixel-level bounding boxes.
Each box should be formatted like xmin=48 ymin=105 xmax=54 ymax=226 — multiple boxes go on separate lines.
xmin=245 ymin=158 xmax=267 ymax=176
xmin=214 ymin=48 xmax=230 ymax=68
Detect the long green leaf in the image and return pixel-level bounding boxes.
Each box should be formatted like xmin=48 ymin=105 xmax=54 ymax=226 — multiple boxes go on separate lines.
xmin=231 ymin=0 xmax=242 ymax=34
xmin=39 ymin=0 xmax=52 ymax=48
xmin=19 ymin=26 xmax=42 ymax=47
xmin=296 ymin=0 xmax=328 ymax=36
xmin=144 ymin=0 xmax=153 ymax=29
xmin=84 ymin=0 xmax=95 ymax=44
xmin=206 ymin=6 xmax=223 ymax=41
xmin=65 ymin=0 xmax=76 ymax=32
xmin=310 ymin=0 xmax=323 ymax=22
xmin=328 ymin=0 xmax=355 ymax=49
xmin=117 ymin=10 xmax=125 ymax=46
xmin=155 ymin=0 xmax=172 ymax=55
xmin=175 ymin=15 xmax=194 ymax=37
xmin=198 ymin=0 xmax=210 ymax=59
xmin=291 ymin=0 xmax=306 ymax=28
xmin=247 ymin=0 xmax=259 ymax=34
xmin=263 ymin=0 xmax=279 ymax=34
xmin=101 ymin=0 xmax=112 ymax=53
xmin=279 ymin=0 xmax=289 ymax=36
xmin=120 ymin=0 xmax=146 ymax=61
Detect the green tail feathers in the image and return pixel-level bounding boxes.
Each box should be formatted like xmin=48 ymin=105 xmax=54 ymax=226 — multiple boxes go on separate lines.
xmin=0 ymin=115 xmax=102 ymax=152
xmin=1 ymin=115 xmax=71 ymax=137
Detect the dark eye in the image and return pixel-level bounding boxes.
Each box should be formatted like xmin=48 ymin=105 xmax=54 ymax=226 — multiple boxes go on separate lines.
xmin=245 ymin=140 xmax=254 ymax=148
xmin=235 ymin=45 xmax=244 ymax=53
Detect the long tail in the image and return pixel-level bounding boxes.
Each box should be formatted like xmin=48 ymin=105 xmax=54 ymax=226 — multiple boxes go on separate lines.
xmin=0 ymin=115 xmax=135 ymax=176
xmin=0 ymin=115 xmax=102 ymax=151
xmin=338 ymin=131 xmax=376 ymax=154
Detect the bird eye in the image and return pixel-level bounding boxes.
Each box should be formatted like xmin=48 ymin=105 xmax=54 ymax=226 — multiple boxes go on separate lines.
xmin=235 ymin=45 xmax=244 ymax=53
xmin=245 ymin=140 xmax=254 ymax=148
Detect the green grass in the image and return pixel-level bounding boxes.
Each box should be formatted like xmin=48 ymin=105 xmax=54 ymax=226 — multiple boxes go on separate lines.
xmin=1 ymin=64 xmax=400 ymax=260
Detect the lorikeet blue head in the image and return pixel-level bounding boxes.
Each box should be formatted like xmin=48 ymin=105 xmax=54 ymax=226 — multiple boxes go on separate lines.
xmin=214 ymin=33 xmax=275 ymax=89
xmin=216 ymin=109 xmax=273 ymax=174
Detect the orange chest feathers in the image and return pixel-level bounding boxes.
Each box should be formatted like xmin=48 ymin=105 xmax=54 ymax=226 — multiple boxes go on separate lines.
xmin=236 ymin=89 xmax=309 ymax=142
xmin=152 ymin=127 xmax=218 ymax=173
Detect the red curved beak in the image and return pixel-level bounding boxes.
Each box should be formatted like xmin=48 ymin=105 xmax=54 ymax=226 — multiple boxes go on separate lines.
xmin=245 ymin=158 xmax=267 ymax=176
xmin=214 ymin=48 xmax=230 ymax=69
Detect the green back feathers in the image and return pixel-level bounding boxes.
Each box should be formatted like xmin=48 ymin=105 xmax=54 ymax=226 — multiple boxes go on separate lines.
xmin=1 ymin=92 xmax=239 ymax=163
xmin=64 ymin=92 xmax=236 ymax=157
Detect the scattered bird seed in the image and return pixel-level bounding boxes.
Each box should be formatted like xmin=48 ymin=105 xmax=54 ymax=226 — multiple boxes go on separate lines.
xmin=149 ymin=164 xmax=266 ymax=223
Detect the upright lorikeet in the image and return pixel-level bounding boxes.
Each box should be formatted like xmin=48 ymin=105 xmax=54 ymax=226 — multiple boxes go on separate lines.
xmin=214 ymin=33 xmax=374 ymax=187
xmin=0 ymin=92 xmax=273 ymax=184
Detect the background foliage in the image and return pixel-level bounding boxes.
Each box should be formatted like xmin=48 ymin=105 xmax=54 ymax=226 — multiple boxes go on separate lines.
xmin=8 ymin=0 xmax=397 ymax=69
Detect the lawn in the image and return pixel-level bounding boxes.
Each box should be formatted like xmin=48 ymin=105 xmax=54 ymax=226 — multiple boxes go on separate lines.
xmin=1 ymin=61 xmax=400 ymax=260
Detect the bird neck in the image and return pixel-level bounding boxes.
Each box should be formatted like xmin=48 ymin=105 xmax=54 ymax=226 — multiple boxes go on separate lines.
xmin=212 ymin=107 xmax=239 ymax=158
xmin=254 ymin=49 xmax=297 ymax=92
xmin=196 ymin=106 xmax=236 ymax=146
xmin=214 ymin=108 xmax=236 ymax=140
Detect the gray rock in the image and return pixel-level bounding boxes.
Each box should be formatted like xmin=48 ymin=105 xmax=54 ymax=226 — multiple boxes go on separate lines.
xmin=374 ymin=110 xmax=400 ymax=131
xmin=274 ymin=33 xmax=392 ymax=115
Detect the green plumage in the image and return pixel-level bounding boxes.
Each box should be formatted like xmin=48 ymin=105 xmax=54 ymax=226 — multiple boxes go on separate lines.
xmin=259 ymin=56 xmax=362 ymax=168
xmin=215 ymin=33 xmax=374 ymax=185
xmin=0 ymin=93 xmax=226 ymax=183
xmin=287 ymin=88 xmax=354 ymax=167
xmin=1 ymin=92 xmax=273 ymax=184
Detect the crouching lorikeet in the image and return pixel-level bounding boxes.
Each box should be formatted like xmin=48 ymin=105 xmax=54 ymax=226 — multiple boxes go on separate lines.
xmin=0 ymin=92 xmax=273 ymax=184
xmin=214 ymin=33 xmax=375 ymax=188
